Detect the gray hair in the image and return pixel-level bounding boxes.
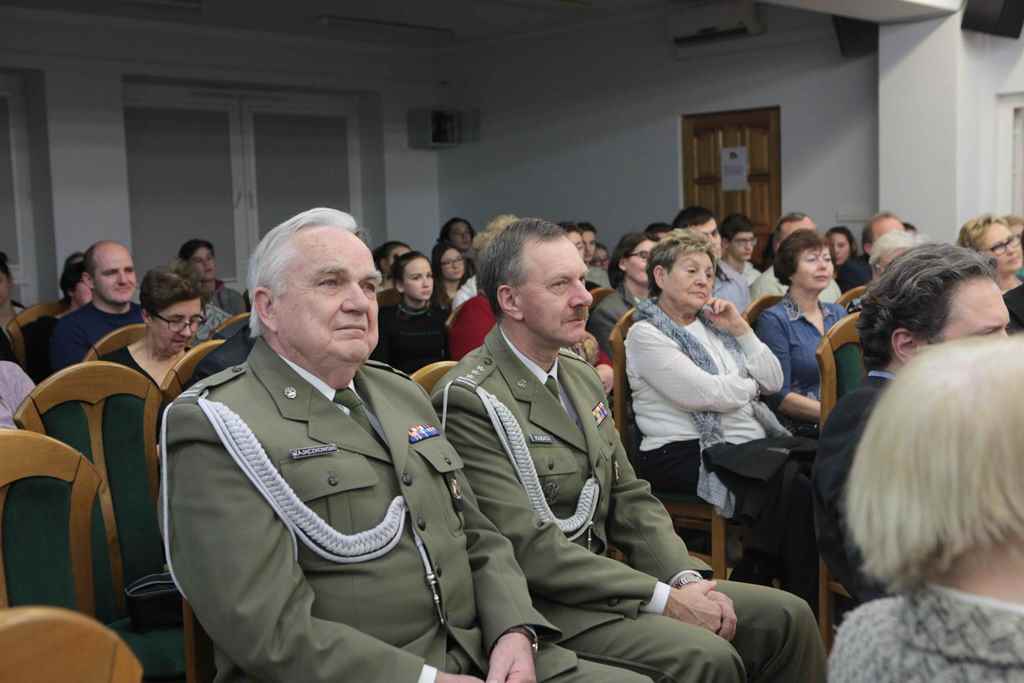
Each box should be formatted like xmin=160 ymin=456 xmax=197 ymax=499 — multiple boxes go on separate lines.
xmin=478 ymin=217 xmax=566 ymax=317
xmin=868 ymin=230 xmax=921 ymax=269
xmin=647 ymin=229 xmax=717 ymax=298
xmin=248 ymin=207 xmax=363 ymax=337
xmin=857 ymin=243 xmax=996 ymax=371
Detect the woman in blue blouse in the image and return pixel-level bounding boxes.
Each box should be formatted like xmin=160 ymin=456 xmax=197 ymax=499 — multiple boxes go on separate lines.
xmin=756 ymin=230 xmax=846 ymax=433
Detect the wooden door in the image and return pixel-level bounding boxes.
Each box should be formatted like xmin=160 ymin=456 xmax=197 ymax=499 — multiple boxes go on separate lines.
xmin=682 ymin=107 xmax=781 ymax=266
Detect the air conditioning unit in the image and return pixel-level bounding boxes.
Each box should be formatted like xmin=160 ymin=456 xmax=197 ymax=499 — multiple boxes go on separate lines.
xmin=668 ymin=0 xmax=765 ymax=47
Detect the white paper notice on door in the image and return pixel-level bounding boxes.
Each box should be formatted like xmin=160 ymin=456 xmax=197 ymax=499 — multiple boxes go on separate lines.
xmin=721 ymin=146 xmax=749 ymax=192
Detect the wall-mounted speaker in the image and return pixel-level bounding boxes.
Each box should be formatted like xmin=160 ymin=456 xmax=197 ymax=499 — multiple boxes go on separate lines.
xmin=962 ymin=0 xmax=1024 ymax=39
xmin=833 ymin=15 xmax=878 ymax=58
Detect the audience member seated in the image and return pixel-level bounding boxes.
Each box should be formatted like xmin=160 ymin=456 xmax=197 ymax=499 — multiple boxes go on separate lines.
xmin=448 ymin=293 xmax=495 ymax=361
xmin=19 ymin=255 xmax=92 ymax=382
xmin=178 ymin=238 xmax=246 ymax=315
xmin=756 ymin=230 xmax=846 ymax=437
xmin=187 ymin=320 xmax=254 ymax=388
xmin=750 ymin=213 xmax=842 ymax=303
xmin=439 ymin=215 xmax=476 ymax=263
xmin=674 ymin=207 xmax=750 ymax=312
xmin=49 ymin=240 xmax=144 ymax=371
xmin=580 ymin=221 xmax=611 ymax=288
xmin=430 ymin=240 xmax=468 ymax=311
xmin=451 ymin=214 xmax=519 ymax=310
xmin=814 ymin=244 xmax=1007 ymax=607
xmin=859 ymin=212 xmax=906 ymax=267
xmin=0 ymin=360 xmax=33 ymax=428
xmin=592 ymin=241 xmax=610 ymax=273
xmin=371 ymin=251 xmax=448 ymax=374
xmin=827 ymin=226 xmax=871 ymax=293
xmin=100 ymin=264 xmax=203 ymax=387
xmin=587 ymin=232 xmax=656 ymax=357
xmin=0 ymin=252 xmax=25 ymax=345
xmin=370 ymin=240 xmax=410 ymax=292
xmin=1006 ymin=214 xmax=1024 ymax=279
xmin=843 ymin=230 xmax=921 ymax=314
xmin=560 ymin=223 xmax=602 ymax=290
xmin=626 ymin=230 xmax=818 ymax=608
xmin=644 ymin=221 xmax=673 ymax=241
xmin=830 ymin=337 xmax=1024 ymax=682
xmin=958 ymin=213 xmax=1022 ymax=293
xmin=720 ymin=213 xmax=761 ymax=286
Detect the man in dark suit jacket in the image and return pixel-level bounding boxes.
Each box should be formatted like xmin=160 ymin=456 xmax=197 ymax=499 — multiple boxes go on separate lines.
xmin=1003 ymin=282 xmax=1024 ymax=333
xmin=814 ymin=243 xmax=1009 ymax=604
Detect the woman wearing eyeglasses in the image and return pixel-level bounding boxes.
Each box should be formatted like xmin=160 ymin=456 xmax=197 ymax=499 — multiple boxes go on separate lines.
xmin=587 ymin=232 xmax=657 ymax=357
xmin=100 ymin=265 xmax=204 ymax=387
xmin=430 ymin=240 xmax=470 ymax=312
xmin=958 ymin=214 xmax=1023 ymax=293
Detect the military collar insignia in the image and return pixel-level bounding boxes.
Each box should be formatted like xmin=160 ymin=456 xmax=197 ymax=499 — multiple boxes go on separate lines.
xmin=288 ymin=443 xmax=338 ymax=460
xmin=408 ymin=424 xmax=440 ymax=443
xmin=592 ymin=401 xmax=610 ymax=426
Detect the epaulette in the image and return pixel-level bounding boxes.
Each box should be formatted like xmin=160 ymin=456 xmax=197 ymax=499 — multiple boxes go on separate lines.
xmin=449 ymin=357 xmax=497 ymax=390
xmin=174 ymin=364 xmax=247 ymax=405
xmin=364 ymin=359 xmax=412 ymax=380
xmin=557 ymin=347 xmax=588 ymax=364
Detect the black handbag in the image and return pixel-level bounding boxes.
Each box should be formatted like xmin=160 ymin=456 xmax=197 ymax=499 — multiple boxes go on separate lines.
xmin=125 ymin=572 xmax=183 ymax=631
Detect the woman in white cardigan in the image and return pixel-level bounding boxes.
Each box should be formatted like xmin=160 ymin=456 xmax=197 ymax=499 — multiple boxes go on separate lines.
xmin=625 ymin=229 xmax=819 ymax=609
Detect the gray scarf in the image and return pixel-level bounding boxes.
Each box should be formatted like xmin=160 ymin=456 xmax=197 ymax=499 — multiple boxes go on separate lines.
xmin=634 ymin=297 xmax=788 ymax=515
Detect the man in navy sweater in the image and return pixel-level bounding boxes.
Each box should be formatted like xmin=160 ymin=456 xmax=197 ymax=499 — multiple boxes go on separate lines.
xmin=50 ymin=241 xmax=143 ymax=371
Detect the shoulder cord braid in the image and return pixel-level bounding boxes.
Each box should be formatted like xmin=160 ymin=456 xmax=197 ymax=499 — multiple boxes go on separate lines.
xmin=442 ymin=380 xmax=599 ymax=540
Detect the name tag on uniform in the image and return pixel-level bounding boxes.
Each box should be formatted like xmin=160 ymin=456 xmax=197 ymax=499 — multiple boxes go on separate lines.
xmin=289 ymin=444 xmax=338 ymax=460
xmin=408 ymin=424 xmax=440 ymax=443
xmin=529 ymin=433 xmax=554 ymax=444
xmin=592 ymin=401 xmax=610 ymax=426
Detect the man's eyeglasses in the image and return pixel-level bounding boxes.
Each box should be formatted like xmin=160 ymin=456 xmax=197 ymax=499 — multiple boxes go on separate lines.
xmin=153 ymin=312 xmax=206 ymax=333
xmin=628 ymin=251 xmax=651 ymax=261
xmin=987 ymin=234 xmax=1021 ymax=256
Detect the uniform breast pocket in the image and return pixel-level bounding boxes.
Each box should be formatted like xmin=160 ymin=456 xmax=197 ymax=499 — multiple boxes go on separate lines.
xmin=412 ymin=438 xmax=466 ymax=533
xmin=279 ymin=453 xmax=379 ymax=527
xmin=533 ymin=447 xmax=582 ymax=508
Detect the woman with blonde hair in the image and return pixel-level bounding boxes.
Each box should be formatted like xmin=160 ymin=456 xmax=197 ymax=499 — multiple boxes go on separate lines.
xmin=958 ymin=214 xmax=1022 ymax=292
xmin=830 ymin=336 xmax=1024 ymax=682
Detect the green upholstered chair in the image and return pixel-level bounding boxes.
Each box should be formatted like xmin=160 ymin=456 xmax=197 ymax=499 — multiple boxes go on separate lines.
xmin=14 ymin=361 xmax=184 ymax=680
xmin=609 ymin=308 xmax=730 ymax=579
xmin=815 ymin=311 xmax=864 ymax=651
xmin=0 ymin=430 xmax=104 ymax=615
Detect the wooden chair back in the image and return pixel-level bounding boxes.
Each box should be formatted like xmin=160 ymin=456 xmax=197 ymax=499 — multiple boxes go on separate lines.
xmin=816 ymin=312 xmax=864 ymax=425
xmin=818 ymin=556 xmax=852 ymax=652
xmin=607 ymin=307 xmax=728 ymax=578
xmin=82 ymin=324 xmax=147 ymax=363
xmin=742 ymin=294 xmax=782 ymax=327
xmin=0 ymin=606 xmax=142 ymax=683
xmin=161 ymin=340 xmax=226 ymax=403
xmin=212 ymin=312 xmax=248 ymax=336
xmin=835 ymin=284 xmax=866 ymax=308
xmin=5 ymin=301 xmax=67 ymax=368
xmin=376 ymin=288 xmax=401 ymax=308
xmin=15 ymin=362 xmax=163 ymax=608
xmin=183 ymin=600 xmax=215 ymax=683
xmin=588 ymin=287 xmax=614 ymax=310
xmin=411 ymin=361 xmax=457 ymax=394
xmin=0 ymin=431 xmax=104 ymax=615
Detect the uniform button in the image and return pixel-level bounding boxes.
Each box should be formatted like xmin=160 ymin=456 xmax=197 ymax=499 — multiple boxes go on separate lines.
xmin=327 ymin=473 xmax=338 ymax=486
xmin=417 ymin=514 xmax=427 ymax=530
xmin=231 ymin=366 xmax=243 ymax=373
xmin=535 ymin=519 xmax=545 ymax=529
xmin=548 ymin=462 xmax=555 ymax=471
xmin=483 ymin=358 xmax=493 ymax=365
xmin=402 ymin=472 xmax=413 ymax=485
xmin=444 ymin=457 xmax=452 ymax=465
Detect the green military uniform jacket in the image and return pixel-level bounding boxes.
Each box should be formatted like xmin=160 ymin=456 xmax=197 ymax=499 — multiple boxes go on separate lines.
xmin=434 ymin=328 xmax=708 ymax=640
xmin=163 ymin=339 xmax=575 ymax=682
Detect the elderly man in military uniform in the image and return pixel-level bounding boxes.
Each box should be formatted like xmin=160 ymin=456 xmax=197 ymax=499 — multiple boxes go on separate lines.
xmin=161 ymin=208 xmax=649 ymax=683
xmin=433 ymin=218 xmax=826 ymax=682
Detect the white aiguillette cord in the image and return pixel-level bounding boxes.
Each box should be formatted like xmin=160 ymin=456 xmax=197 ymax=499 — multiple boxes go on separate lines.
xmin=160 ymin=395 xmax=444 ymax=622
xmin=441 ymin=381 xmax=599 ymax=541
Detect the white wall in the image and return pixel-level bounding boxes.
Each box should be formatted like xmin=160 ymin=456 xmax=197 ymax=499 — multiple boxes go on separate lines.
xmin=438 ymin=5 xmax=879 ymax=246
xmin=0 ymin=6 xmax=447 ymax=300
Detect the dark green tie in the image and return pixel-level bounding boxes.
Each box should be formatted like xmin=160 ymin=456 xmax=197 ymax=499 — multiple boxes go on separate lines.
xmin=545 ymin=375 xmax=561 ymax=401
xmin=333 ymin=388 xmax=379 ymax=442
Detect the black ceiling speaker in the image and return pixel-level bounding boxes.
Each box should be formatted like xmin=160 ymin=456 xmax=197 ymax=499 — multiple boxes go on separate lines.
xmin=962 ymin=0 xmax=1024 ymax=38
xmin=833 ymin=16 xmax=878 ymax=58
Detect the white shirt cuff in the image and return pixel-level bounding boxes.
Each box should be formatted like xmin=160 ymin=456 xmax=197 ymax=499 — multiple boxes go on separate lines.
xmin=736 ymin=330 xmax=762 ymax=355
xmin=419 ymin=664 xmax=438 ymax=683
xmin=642 ymin=581 xmax=673 ymax=614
